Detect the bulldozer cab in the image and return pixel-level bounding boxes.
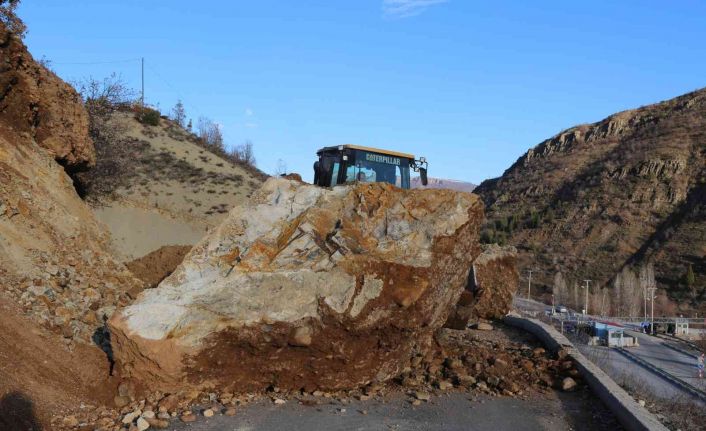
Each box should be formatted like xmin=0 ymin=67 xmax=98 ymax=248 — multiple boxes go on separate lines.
xmin=313 ymin=145 xmax=428 ymax=190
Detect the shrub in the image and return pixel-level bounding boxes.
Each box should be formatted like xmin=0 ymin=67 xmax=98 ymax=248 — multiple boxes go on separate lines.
xmin=137 ymin=107 xmax=161 ymax=126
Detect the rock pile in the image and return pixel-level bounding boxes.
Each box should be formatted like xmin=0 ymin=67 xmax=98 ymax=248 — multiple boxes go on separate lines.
xmin=56 ymin=323 xmax=583 ymax=430
xmin=445 ymin=244 xmax=519 ymax=329
xmin=110 ymin=178 xmax=484 ymax=393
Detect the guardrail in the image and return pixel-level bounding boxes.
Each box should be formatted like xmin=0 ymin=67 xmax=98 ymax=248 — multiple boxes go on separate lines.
xmin=654 ymin=333 xmax=703 ymax=353
xmin=660 ymin=341 xmax=698 ymax=360
xmin=615 ymin=347 xmax=706 ymax=403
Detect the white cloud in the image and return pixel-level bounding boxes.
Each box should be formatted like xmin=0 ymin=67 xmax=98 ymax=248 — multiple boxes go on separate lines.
xmin=382 ymin=0 xmax=448 ymax=18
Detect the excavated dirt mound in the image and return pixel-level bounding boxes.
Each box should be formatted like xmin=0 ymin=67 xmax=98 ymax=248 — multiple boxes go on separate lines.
xmin=110 ymin=178 xmax=484 ymax=394
xmin=125 ymin=245 xmax=192 ymax=291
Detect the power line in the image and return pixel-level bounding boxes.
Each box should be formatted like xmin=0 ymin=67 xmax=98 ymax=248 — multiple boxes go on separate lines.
xmin=51 ymin=58 xmax=142 ymax=65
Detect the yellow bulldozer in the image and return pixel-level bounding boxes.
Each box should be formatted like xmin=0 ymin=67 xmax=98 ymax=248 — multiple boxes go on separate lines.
xmin=313 ymin=144 xmax=428 ymax=189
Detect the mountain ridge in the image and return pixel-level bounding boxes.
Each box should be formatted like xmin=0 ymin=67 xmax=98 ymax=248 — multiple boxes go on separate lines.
xmin=475 ymin=87 xmax=706 ymax=314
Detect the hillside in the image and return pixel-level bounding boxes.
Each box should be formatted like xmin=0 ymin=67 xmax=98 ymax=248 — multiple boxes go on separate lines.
xmin=475 ymin=88 xmax=706 ymax=314
xmin=82 ymin=111 xmax=267 ymax=261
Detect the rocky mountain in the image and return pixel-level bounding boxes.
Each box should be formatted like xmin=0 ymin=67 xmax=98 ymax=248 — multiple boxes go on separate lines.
xmin=475 ymin=88 xmax=706 ymax=314
xmin=412 ymin=176 xmax=476 ymax=193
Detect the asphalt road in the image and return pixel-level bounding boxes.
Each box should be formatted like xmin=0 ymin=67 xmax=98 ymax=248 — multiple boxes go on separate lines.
xmin=626 ymin=330 xmax=706 ymax=392
xmin=577 ymin=330 xmax=705 ymax=405
xmin=168 ymin=391 xmax=620 ymax=431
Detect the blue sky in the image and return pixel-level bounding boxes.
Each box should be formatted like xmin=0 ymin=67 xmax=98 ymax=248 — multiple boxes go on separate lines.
xmin=18 ymin=1 xmax=706 ymax=183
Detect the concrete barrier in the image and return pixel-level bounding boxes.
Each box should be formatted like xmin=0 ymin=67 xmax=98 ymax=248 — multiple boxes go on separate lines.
xmin=504 ymin=315 xmax=668 ymax=431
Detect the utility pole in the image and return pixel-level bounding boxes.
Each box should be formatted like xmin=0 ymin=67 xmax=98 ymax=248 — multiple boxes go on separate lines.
xmin=582 ymin=279 xmax=591 ymax=316
xmin=141 ymin=57 xmax=145 ymax=108
xmin=648 ymin=286 xmax=657 ymax=335
xmin=643 ymin=286 xmax=647 ymax=323
xmin=527 ymin=270 xmax=533 ymax=300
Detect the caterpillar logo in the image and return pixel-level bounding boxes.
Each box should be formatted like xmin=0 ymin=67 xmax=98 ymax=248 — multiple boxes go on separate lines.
xmin=365 ymin=153 xmax=401 ymax=166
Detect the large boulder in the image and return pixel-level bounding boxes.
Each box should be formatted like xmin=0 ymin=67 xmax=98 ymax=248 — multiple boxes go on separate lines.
xmin=109 ymin=178 xmax=484 ymax=392
xmin=444 ymin=244 xmax=519 ymax=329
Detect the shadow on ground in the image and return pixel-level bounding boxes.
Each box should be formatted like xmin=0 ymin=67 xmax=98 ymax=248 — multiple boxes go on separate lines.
xmin=0 ymin=391 xmax=42 ymax=431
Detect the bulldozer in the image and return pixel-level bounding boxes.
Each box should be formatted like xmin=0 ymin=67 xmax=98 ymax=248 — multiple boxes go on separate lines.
xmin=313 ymin=144 xmax=428 ymax=189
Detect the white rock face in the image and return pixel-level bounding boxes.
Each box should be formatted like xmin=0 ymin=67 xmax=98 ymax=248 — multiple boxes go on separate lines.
xmin=110 ymin=178 xmax=484 ymax=393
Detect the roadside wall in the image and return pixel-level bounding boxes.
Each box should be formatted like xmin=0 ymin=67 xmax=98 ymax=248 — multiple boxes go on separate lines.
xmin=504 ymin=315 xmax=668 ymax=431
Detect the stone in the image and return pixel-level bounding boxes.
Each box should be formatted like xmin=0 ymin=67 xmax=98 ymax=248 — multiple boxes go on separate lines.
xmin=203 ymin=408 xmax=215 ymax=417
xmin=444 ymin=245 xmax=518 ymax=328
xmin=414 ymin=391 xmax=431 ymax=401
xmin=224 ymin=408 xmax=237 ymax=416
xmin=118 ymin=381 xmax=136 ymax=399
xmin=114 ymin=395 xmax=130 ymax=408
xmin=141 ymin=410 xmax=155 ymax=419
xmin=476 ymin=322 xmax=493 ymax=331
xmin=289 ymin=325 xmax=313 ymax=347
xmin=157 ymin=394 xmax=179 ymax=412
xmin=122 ymin=410 xmax=142 ymax=424
xmin=437 ymin=380 xmax=454 ymax=390
xmin=136 ymin=417 xmax=150 ymax=431
xmin=493 ymin=358 xmax=509 ymax=370
xmin=561 ymin=377 xmax=577 ymax=392
xmin=145 ymin=417 xmax=169 ymax=429
xmin=638 ymin=399 xmax=646 ymax=407
xmin=273 ymin=399 xmax=286 ymax=405
xmin=110 ymin=179 xmax=483 ymax=393
xmin=411 ymin=399 xmax=422 ymax=406
xmin=532 ymin=347 xmax=546 ymax=357
xmin=180 ymin=413 xmax=196 ymax=423
xmin=62 ymin=415 xmax=79 ymax=427
xmin=486 ymin=376 xmax=500 ymax=387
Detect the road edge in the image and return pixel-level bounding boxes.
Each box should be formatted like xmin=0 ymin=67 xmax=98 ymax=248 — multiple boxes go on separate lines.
xmin=504 ymin=315 xmax=668 ymax=431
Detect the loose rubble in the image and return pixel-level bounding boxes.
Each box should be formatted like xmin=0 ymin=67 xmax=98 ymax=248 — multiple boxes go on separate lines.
xmin=53 ymin=322 xmax=586 ymax=430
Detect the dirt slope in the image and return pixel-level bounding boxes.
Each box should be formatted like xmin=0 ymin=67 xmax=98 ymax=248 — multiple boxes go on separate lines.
xmin=0 ymin=297 xmax=116 ymax=429
xmin=86 ymin=111 xmax=266 ymax=261
xmin=475 ymin=88 xmax=706 ymax=312
xmin=0 ymin=21 xmax=141 ymax=429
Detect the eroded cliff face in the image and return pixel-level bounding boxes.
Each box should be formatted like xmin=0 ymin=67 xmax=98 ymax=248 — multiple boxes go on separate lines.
xmin=0 ymin=25 xmax=93 ymax=169
xmin=0 ymin=23 xmax=138 ymax=341
xmin=109 ymin=178 xmax=484 ymax=393
xmin=475 ymin=88 xmax=706 ymax=310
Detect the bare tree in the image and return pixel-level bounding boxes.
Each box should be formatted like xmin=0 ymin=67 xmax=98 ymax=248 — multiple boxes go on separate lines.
xmin=0 ymin=0 xmax=26 ymax=37
xmin=274 ymin=159 xmax=287 ymax=176
xmin=170 ymin=100 xmax=186 ymax=127
xmin=618 ymin=266 xmax=641 ymax=317
xmin=197 ymin=117 xmax=225 ymax=153
xmin=553 ymin=271 xmax=567 ymax=306
xmin=230 ymin=140 xmax=256 ymax=167
xmin=70 ymin=74 xmax=137 ymax=197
